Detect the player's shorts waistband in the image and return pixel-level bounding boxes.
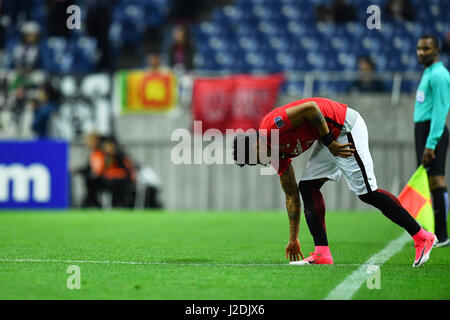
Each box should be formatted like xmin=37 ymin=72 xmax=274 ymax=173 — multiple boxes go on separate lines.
xmin=339 ymin=106 xmax=360 ymax=136
xmin=414 ymin=120 xmax=431 ymax=127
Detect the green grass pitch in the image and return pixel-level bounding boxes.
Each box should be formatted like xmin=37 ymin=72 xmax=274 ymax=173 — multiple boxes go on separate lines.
xmin=0 ymin=210 xmax=448 ymax=300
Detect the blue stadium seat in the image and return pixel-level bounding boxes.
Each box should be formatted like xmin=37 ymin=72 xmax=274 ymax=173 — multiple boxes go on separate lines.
xmin=42 ymin=37 xmax=74 ymax=74
xmin=199 ymin=21 xmax=236 ymax=38
xmin=71 ymin=37 xmax=98 ymax=73
xmin=258 ymin=20 xmax=286 ymax=38
xmin=392 ymin=36 xmax=414 ymax=53
xmin=372 ymin=53 xmax=388 ymax=71
xmin=198 ymin=52 xmax=221 ymax=71
xmin=238 ymin=35 xmax=268 ymax=52
xmin=385 ymin=54 xmax=405 ymax=71
xmin=252 ymin=3 xmax=280 ymax=20
xmin=244 ymin=52 xmax=266 ymax=70
xmin=315 ymin=80 xmax=335 ymax=95
xmin=208 ymin=36 xmax=234 ymax=51
xmin=330 ymin=37 xmax=352 ymax=52
xmin=299 ymin=35 xmax=322 ymax=51
xmin=188 ymin=0 xmax=440 ymax=79
xmin=144 ymin=2 xmax=166 ymax=27
xmin=268 ymin=35 xmax=293 ymax=52
xmin=337 ymin=52 xmax=357 ymax=71
xmin=286 ymin=21 xmax=310 ymax=38
xmin=283 ymin=80 xmax=305 ymax=96
xmin=280 ymin=4 xmax=311 ymax=22
xmin=211 ymin=6 xmax=236 ymax=25
xmin=293 ymin=56 xmax=313 ymax=71
xmin=234 ymin=21 xmax=260 ymax=37
xmin=324 ymin=55 xmax=344 ymax=71
xmin=112 ymin=2 xmax=146 ymax=46
xmin=335 ymin=80 xmax=352 ymax=93
xmin=316 ymin=22 xmax=335 ymax=38
xmin=361 ymin=35 xmax=384 ymax=54
xmin=233 ymin=56 xmax=252 ymax=73
xmin=275 ymin=52 xmax=296 ymax=71
xmin=215 ymin=51 xmax=236 ymax=70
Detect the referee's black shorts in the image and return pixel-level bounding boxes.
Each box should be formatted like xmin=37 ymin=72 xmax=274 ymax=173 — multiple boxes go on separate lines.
xmin=415 ymin=121 xmax=449 ymax=176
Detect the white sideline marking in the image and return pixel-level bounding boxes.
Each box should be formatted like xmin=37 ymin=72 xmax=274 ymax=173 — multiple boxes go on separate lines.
xmin=0 ymin=258 xmax=286 ymax=267
xmin=324 ymin=232 xmax=411 ymax=300
xmin=0 ymin=258 xmax=361 ymax=268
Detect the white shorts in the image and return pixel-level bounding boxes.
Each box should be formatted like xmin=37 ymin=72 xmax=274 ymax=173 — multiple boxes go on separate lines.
xmin=301 ymin=109 xmax=378 ymax=195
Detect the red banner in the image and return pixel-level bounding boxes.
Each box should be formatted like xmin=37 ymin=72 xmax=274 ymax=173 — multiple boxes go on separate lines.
xmin=192 ymin=74 xmax=284 ymax=133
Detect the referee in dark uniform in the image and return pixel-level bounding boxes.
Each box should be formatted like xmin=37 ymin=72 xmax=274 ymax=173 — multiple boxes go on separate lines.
xmin=415 ymin=34 xmax=450 ymax=247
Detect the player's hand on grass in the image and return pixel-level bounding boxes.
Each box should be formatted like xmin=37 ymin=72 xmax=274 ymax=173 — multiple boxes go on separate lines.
xmin=285 ymin=239 xmax=305 ymax=262
xmin=327 ymin=141 xmax=355 ymax=158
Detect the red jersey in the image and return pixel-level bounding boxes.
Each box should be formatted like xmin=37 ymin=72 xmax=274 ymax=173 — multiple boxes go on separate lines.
xmin=258 ymin=97 xmax=348 ymax=175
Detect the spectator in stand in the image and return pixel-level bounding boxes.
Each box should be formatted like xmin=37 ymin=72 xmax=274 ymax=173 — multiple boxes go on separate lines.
xmin=8 ymin=21 xmax=43 ymax=72
xmin=146 ymin=52 xmax=170 ymax=73
xmin=100 ymin=136 xmax=137 ymax=208
xmin=384 ymin=0 xmax=415 ymax=22
xmin=85 ymin=0 xmax=117 ymax=70
xmin=330 ymin=0 xmax=357 ymax=23
xmin=72 ymin=131 xmax=106 ymax=208
xmin=316 ymin=0 xmax=357 ymax=24
xmin=442 ymin=32 xmax=450 ymax=56
xmin=348 ymin=57 xmax=387 ymax=93
xmin=31 ymin=81 xmax=60 ymax=139
xmin=168 ymin=25 xmax=195 ymax=71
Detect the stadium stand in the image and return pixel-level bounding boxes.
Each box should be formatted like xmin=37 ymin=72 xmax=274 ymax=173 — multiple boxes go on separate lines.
xmin=190 ymin=0 xmax=449 ymax=91
xmin=1 ymin=0 xmax=448 ymax=92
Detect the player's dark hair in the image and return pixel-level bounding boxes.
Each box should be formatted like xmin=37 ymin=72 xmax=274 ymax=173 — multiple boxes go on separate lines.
xmin=359 ymin=56 xmax=376 ymax=70
xmin=232 ymin=132 xmax=259 ymax=167
xmin=419 ymin=34 xmax=440 ymax=52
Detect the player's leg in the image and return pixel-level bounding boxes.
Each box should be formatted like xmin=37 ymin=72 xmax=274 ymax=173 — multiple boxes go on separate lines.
xmin=415 ymin=123 xmax=449 ymax=246
xmin=428 ymin=126 xmax=449 ymax=246
xmin=337 ymin=115 xmax=436 ymax=267
xmin=298 ymin=178 xmax=328 ymax=245
xmin=429 ymin=176 xmax=449 ymax=246
xmin=291 ymin=143 xmax=339 ymax=265
xmin=358 ymin=189 xmax=437 ymax=267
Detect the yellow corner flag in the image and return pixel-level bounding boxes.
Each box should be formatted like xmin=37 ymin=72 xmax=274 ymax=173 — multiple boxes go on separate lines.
xmin=398 ymin=165 xmax=434 ymax=233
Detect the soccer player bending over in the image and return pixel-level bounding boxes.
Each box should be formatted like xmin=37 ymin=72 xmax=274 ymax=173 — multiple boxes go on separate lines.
xmin=233 ymin=97 xmax=437 ymax=267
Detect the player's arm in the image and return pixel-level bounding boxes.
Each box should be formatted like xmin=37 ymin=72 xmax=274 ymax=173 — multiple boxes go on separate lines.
xmin=285 ymin=101 xmax=354 ymax=158
xmin=279 ymin=163 xmax=304 ymax=261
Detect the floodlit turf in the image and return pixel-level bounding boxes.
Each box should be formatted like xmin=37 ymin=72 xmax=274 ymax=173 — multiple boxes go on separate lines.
xmin=0 ymin=210 xmax=448 ymax=300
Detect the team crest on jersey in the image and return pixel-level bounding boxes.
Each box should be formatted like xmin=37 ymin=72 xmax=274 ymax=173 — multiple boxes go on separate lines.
xmin=274 ymin=116 xmax=284 ymax=128
xmin=416 ymin=90 xmax=425 ymax=103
